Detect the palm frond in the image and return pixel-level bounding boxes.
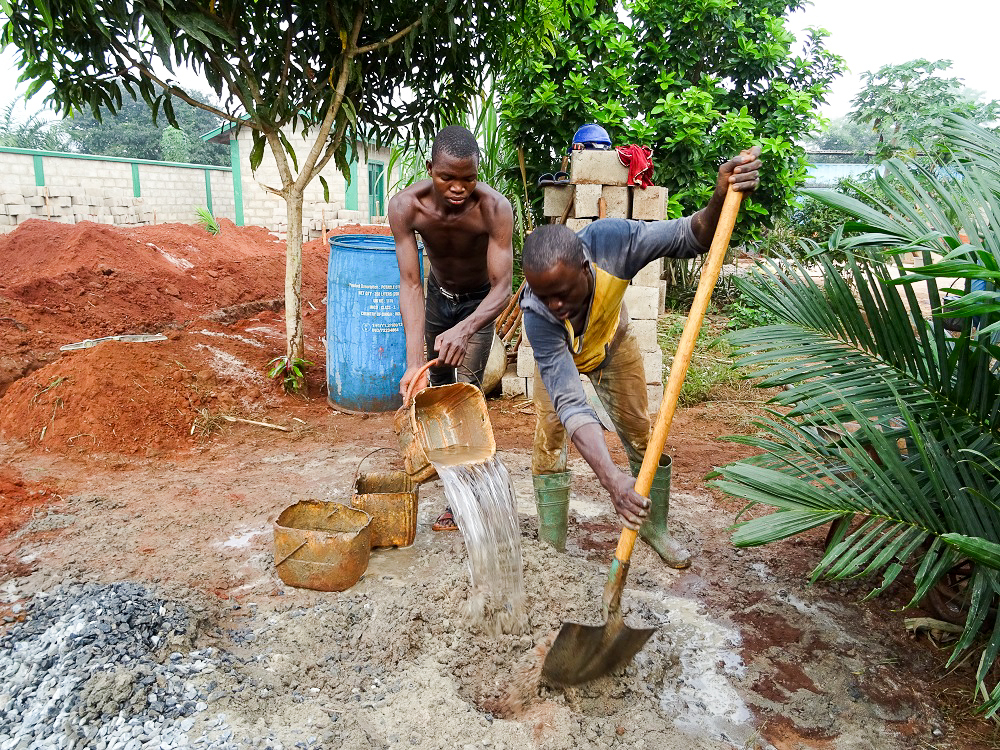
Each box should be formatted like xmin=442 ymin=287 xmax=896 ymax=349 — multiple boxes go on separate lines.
xmin=716 ymin=116 xmax=1000 ymax=714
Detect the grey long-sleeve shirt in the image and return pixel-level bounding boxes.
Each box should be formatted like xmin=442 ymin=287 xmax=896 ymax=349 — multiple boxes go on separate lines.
xmin=520 ymin=217 xmax=708 ymax=439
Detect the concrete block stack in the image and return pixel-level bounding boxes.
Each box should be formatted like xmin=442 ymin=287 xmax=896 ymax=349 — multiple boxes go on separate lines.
xmin=0 ymin=187 xmax=156 ymax=232
xmin=269 ymin=199 xmax=355 ymax=242
xmin=503 ymin=149 xmax=668 ymax=413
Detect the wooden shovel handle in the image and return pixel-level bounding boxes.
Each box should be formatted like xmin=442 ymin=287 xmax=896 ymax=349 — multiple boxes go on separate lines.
xmin=614 ymin=188 xmax=745 ymax=565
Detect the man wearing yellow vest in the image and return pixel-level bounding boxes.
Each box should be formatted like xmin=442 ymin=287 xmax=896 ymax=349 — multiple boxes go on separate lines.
xmin=520 ymin=147 xmax=762 ymax=567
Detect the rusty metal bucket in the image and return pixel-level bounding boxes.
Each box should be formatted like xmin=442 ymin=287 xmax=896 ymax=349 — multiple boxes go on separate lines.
xmin=395 ymin=359 xmax=496 ymax=478
xmin=351 ymin=449 xmax=419 ymax=548
xmin=273 ymin=500 xmax=372 ymax=591
xmin=406 ymin=359 xmax=496 ymax=468
xmin=394 ymin=406 xmax=437 ymax=482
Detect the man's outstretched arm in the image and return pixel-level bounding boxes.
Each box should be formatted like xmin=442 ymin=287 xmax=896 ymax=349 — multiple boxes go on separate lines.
xmin=691 ymin=146 xmax=762 ymax=248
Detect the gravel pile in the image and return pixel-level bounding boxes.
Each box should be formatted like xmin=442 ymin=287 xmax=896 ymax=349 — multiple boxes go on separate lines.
xmin=0 ymin=582 xmax=308 ymax=750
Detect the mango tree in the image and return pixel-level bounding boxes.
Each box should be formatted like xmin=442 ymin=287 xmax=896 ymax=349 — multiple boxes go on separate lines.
xmin=499 ymin=0 xmax=844 ymax=236
xmin=2 ymin=0 xmax=516 ymax=387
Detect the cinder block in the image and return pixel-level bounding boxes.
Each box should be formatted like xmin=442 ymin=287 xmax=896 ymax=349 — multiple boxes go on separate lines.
xmin=630 ymin=185 xmax=667 ymax=221
xmin=647 ymin=384 xmax=664 ymax=413
xmin=602 ymin=186 xmax=629 ymax=219
xmin=1 ymin=194 xmax=24 ymax=205
xmin=624 ymin=285 xmax=659 ymax=319
xmin=516 ymin=345 xmax=535 ymax=378
xmin=565 ymin=218 xmax=592 ymax=232
xmin=628 ymin=319 xmax=658 ymax=351
xmin=571 ymin=150 xmax=628 ymax=186
xmin=642 ymin=349 xmax=664 ymax=384
xmin=501 ymin=364 xmax=527 ymax=398
xmin=27 ymin=196 xmax=46 ymax=207
xmin=526 ymin=374 xmax=535 ymax=400
xmin=571 ymin=183 xmax=603 ymax=218
xmin=633 ymin=258 xmax=663 ymax=288
xmin=542 ymin=186 xmax=573 ymax=218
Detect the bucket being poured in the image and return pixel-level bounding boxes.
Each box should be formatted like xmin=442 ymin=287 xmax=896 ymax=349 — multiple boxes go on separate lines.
xmin=394 ymin=358 xmax=496 ymax=479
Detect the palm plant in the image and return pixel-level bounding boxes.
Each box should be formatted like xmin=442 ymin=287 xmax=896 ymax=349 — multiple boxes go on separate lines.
xmin=0 ymin=101 xmax=69 ymax=151
xmin=713 ymin=116 xmax=1000 ymax=713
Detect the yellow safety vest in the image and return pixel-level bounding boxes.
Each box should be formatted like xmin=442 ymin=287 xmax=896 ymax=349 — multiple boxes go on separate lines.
xmin=565 ymin=266 xmax=629 ymax=373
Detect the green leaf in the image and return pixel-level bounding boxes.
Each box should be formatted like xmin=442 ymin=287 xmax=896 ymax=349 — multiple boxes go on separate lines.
xmin=941 ymin=534 xmax=1000 ymax=571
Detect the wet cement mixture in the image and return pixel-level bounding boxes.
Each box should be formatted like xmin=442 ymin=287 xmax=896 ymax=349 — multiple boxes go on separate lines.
xmin=1 ymin=220 xmax=998 ymax=749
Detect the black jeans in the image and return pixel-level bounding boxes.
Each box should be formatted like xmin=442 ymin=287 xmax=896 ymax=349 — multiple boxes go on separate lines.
xmin=425 ymin=274 xmax=495 ymax=388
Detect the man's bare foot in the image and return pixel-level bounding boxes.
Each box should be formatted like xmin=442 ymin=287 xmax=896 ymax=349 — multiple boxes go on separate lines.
xmin=432 ymin=507 xmax=459 ymax=532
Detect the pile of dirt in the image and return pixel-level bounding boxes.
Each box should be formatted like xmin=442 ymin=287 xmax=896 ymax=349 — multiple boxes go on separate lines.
xmin=0 ymin=318 xmax=291 ymax=456
xmin=0 ymin=219 xmax=391 ymax=399
xmin=0 ymin=219 xmax=395 ymax=454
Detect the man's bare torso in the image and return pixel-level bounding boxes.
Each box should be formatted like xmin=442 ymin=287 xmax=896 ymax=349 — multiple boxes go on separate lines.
xmin=396 ymin=180 xmax=505 ymax=292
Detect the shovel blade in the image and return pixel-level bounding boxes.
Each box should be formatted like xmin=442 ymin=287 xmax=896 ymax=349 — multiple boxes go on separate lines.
xmin=541 ymin=614 xmax=655 ymax=686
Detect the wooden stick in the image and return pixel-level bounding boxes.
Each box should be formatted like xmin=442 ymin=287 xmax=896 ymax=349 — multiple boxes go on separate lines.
xmin=496 ymin=279 xmax=527 ymax=331
xmin=501 ymin=308 xmax=522 ymax=341
xmin=558 ymin=185 xmax=576 ymax=225
xmin=598 ymin=196 xmax=607 ymax=219
xmin=500 ymin=305 xmax=521 ymax=337
xmin=517 ymin=147 xmax=533 ymax=230
xmin=502 ymin=321 xmax=521 ymax=345
xmin=221 ymin=416 xmax=290 ymax=432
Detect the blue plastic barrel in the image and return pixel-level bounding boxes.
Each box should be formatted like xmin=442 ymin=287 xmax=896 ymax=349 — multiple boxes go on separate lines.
xmin=326 ymin=234 xmax=422 ymax=412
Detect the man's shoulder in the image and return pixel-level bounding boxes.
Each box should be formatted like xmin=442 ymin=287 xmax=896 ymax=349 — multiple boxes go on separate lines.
xmin=578 ymin=219 xmax=632 ymax=257
xmin=390 ymin=179 xmax=433 ymax=208
xmin=473 ymin=183 xmax=513 ymax=215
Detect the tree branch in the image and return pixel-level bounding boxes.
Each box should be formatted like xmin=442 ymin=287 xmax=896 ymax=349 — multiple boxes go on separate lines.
xmin=355 ymin=19 xmax=423 ymax=56
xmin=106 ymin=38 xmax=242 ymax=125
xmin=294 ymin=6 xmax=364 ymax=192
xmin=309 ymin=117 xmax=350 ymax=183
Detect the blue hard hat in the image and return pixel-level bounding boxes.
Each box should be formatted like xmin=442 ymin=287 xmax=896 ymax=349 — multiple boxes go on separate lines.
xmin=572 ymin=123 xmax=612 ymax=149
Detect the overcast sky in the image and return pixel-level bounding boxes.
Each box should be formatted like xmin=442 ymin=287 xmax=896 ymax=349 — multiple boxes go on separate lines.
xmin=1 ymin=0 xmax=994 ymax=123
xmin=789 ymin=0 xmax=995 ymax=118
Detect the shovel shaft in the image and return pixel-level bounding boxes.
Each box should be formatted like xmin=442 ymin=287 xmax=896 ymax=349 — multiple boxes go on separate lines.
xmin=611 ymin=188 xmax=744 ymax=569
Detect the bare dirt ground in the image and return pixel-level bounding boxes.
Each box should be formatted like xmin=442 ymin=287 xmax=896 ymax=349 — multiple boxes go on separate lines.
xmin=1 ymin=220 xmax=998 ymax=749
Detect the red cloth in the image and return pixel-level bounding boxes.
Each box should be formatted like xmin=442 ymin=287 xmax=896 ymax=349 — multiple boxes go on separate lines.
xmin=616 ymin=145 xmax=654 ymax=188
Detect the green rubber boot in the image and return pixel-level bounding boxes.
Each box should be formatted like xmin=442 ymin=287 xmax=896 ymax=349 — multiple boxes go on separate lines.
xmin=532 ymin=472 xmax=571 ymax=552
xmin=629 ymin=456 xmax=691 ymax=569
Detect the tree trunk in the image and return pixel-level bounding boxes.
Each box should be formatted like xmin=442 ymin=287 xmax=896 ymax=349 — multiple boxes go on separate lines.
xmin=284 ymin=190 xmax=305 ymax=362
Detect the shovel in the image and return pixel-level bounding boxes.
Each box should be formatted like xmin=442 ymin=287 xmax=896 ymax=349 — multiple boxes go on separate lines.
xmin=542 ymin=187 xmax=745 ymax=686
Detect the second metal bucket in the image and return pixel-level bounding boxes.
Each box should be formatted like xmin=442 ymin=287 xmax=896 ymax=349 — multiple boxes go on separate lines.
xmin=351 ymin=450 xmax=419 ymax=547
xmin=273 ymin=500 xmax=372 ymax=592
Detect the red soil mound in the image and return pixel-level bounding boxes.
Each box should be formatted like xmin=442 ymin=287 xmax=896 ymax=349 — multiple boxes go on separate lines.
xmin=0 ymin=220 xmax=333 ymax=397
xmin=0 ymin=315 xmax=295 ymax=456
xmin=0 ymin=218 xmax=396 ymax=455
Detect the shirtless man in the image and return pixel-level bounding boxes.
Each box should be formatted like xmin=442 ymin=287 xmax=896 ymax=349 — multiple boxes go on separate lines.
xmin=389 ymin=125 xmax=514 ymax=531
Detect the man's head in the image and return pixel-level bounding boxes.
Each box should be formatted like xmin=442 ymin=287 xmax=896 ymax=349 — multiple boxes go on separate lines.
xmin=427 ymin=126 xmax=480 ymax=208
xmin=522 ymin=224 xmax=591 ymax=322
